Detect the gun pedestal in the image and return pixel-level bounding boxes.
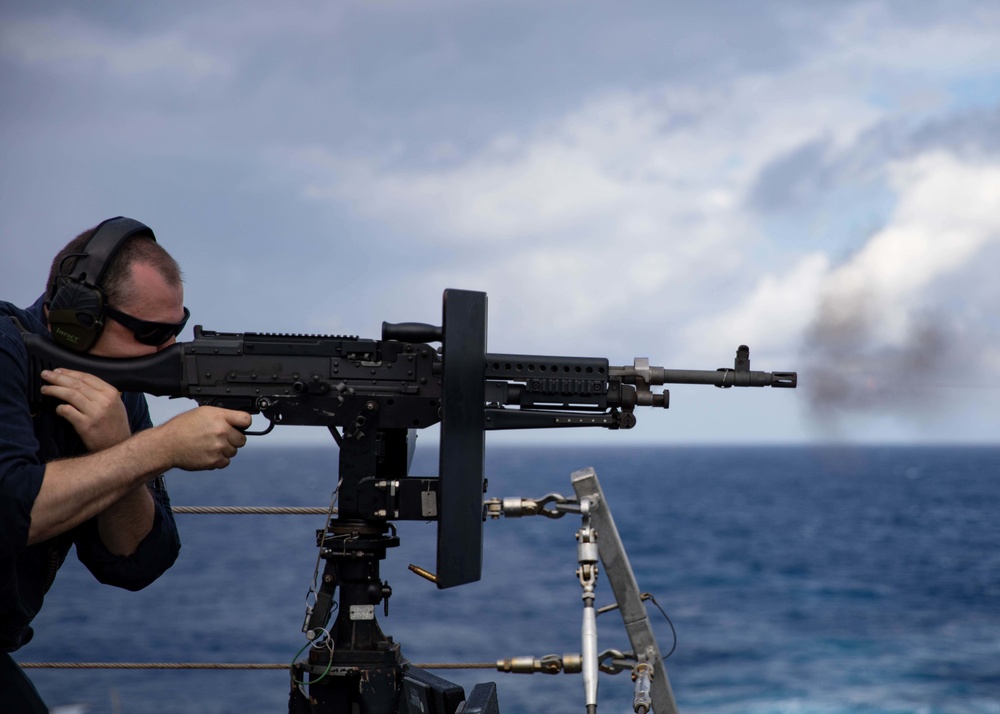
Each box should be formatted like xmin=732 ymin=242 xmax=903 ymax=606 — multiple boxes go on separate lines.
xmin=292 ymin=519 xmax=404 ymax=713
xmin=289 ymin=413 xmax=407 ymax=712
xmin=292 ymin=417 xmax=484 ymax=714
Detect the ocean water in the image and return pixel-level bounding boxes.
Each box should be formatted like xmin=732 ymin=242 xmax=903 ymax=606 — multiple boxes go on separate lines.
xmin=17 ymin=445 xmax=1000 ymax=714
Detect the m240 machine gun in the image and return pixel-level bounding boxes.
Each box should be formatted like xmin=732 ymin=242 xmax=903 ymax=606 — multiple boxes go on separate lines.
xmin=22 ymin=289 xmax=796 ymax=714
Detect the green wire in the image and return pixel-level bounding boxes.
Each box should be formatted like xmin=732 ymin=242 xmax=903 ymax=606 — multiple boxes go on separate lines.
xmin=290 ymin=635 xmax=334 ymax=686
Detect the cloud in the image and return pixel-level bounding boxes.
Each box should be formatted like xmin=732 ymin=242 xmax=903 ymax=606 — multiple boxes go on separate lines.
xmin=819 ymin=152 xmax=1000 ymax=338
xmin=822 ymin=2 xmax=1000 ymax=80
xmin=678 ymin=147 xmax=1000 ymax=440
xmin=0 ymin=13 xmax=229 ymax=79
xmin=299 ymin=70 xmax=881 ymax=244
xmin=801 ymin=151 xmax=1000 ymax=422
xmin=680 ymin=253 xmax=831 ymax=360
xmin=278 ymin=47 xmax=896 ymax=360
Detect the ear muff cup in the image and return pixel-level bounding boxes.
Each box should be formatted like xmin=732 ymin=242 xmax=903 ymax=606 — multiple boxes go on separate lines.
xmin=47 ymin=277 xmax=106 ymax=352
xmin=45 ymin=216 xmax=156 ymax=352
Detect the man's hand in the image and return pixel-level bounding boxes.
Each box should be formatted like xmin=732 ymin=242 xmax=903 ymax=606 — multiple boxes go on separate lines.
xmin=40 ymin=368 xmax=131 ymax=451
xmin=156 ymin=407 xmax=252 ymax=471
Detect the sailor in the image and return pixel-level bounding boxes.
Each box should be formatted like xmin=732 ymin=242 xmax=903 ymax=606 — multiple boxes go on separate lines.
xmin=0 ymin=217 xmax=252 ymax=711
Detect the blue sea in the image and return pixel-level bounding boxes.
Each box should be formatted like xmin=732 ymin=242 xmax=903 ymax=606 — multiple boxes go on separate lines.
xmin=18 ymin=445 xmax=1000 ymax=713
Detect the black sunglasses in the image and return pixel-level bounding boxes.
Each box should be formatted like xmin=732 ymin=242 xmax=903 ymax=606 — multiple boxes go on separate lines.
xmin=105 ymin=305 xmax=190 ymax=346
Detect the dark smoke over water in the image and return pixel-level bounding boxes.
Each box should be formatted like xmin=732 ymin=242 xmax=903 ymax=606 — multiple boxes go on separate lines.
xmin=800 ymin=294 xmax=960 ymax=433
xmin=794 ymin=227 xmax=1000 ymax=441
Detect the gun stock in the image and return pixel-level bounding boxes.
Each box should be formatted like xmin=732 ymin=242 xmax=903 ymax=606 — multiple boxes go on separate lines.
xmin=19 ymin=327 xmax=184 ymax=413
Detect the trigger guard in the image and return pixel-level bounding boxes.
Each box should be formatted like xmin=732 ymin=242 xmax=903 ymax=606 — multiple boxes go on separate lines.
xmin=242 ymin=417 xmax=275 ymax=436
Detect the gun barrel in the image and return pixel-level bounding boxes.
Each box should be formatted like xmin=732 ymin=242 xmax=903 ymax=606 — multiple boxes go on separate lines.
xmin=657 ymin=368 xmax=797 ymax=388
xmin=611 ymin=362 xmax=797 ymax=389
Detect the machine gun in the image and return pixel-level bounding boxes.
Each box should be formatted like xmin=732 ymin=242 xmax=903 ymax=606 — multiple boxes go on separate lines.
xmin=21 ymin=289 xmax=796 ymax=713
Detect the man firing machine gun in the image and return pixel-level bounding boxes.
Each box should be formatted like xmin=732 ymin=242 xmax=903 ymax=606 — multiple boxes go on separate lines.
xmin=21 ymin=289 xmax=796 ymax=714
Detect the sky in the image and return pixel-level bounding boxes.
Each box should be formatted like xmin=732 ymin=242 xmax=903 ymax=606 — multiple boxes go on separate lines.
xmin=2 ymin=0 xmax=999 ymax=446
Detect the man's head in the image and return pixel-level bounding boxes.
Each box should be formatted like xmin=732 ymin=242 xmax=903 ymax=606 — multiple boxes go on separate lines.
xmin=46 ymin=218 xmax=187 ymax=358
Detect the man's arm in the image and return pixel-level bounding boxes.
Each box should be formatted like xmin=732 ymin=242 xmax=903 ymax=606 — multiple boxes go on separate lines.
xmin=95 ymin=482 xmax=156 ymax=557
xmin=29 ymin=367 xmax=251 ymax=549
xmin=28 ymin=430 xmax=163 ymax=548
xmin=35 ymin=366 xmax=153 ymax=555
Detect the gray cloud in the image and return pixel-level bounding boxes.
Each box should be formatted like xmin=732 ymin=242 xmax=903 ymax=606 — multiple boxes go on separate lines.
xmin=747 ymin=138 xmax=837 ymax=212
xmin=748 ymin=107 xmax=1000 ymax=219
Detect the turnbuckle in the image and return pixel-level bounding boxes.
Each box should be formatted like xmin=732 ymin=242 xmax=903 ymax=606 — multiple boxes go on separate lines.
xmin=495 ymin=649 xmax=635 ymax=676
xmin=483 ymin=493 xmax=577 ymax=519
xmin=497 ymin=653 xmax=579 ymax=675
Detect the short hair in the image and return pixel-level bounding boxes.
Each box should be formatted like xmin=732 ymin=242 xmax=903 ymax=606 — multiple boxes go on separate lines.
xmin=46 ymin=223 xmax=183 ymax=308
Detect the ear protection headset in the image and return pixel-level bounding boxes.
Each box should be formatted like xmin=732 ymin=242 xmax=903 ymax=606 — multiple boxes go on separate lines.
xmin=46 ymin=216 xmax=157 ymax=352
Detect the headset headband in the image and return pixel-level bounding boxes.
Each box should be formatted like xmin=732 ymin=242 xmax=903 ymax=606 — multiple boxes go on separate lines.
xmin=65 ymin=216 xmax=157 ymax=292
